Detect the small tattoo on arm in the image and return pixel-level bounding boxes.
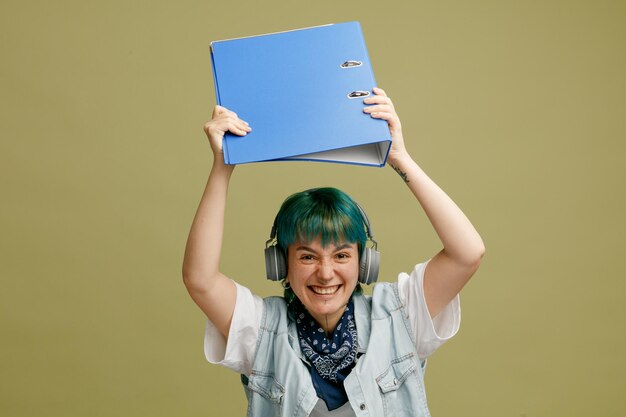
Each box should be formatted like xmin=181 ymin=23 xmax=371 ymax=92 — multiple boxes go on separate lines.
xmin=391 ymin=164 xmax=409 ymax=183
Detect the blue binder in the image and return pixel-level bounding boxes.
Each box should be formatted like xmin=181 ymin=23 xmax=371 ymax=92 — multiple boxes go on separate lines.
xmin=210 ymin=22 xmax=392 ymax=166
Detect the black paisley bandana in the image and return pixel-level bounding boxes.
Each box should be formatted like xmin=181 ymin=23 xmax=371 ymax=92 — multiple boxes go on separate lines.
xmin=292 ymin=298 xmax=358 ymax=410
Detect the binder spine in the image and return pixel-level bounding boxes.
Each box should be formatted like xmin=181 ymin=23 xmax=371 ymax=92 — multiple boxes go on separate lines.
xmin=210 ymin=43 xmax=232 ymax=164
xmin=210 ymin=43 xmax=222 ymax=105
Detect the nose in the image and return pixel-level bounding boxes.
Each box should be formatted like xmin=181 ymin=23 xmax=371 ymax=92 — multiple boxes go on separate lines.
xmin=317 ymin=259 xmax=334 ymax=280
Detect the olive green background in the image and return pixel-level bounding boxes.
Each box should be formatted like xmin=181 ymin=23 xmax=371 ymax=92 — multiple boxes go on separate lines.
xmin=2 ymin=0 xmax=624 ymax=416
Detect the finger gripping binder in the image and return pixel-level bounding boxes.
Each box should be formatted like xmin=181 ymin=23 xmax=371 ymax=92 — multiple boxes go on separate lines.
xmin=210 ymin=22 xmax=392 ymax=167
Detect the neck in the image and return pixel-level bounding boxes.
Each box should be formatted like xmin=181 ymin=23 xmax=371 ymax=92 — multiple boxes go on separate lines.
xmin=322 ymin=315 xmax=334 ymax=337
xmin=316 ymin=307 xmax=346 ymax=336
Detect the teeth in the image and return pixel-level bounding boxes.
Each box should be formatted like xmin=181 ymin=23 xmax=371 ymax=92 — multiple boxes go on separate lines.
xmin=311 ymin=285 xmax=339 ymax=295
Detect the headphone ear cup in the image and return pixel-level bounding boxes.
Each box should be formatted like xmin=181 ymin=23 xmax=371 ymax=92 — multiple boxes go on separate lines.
xmin=265 ymin=246 xmax=287 ymax=281
xmin=359 ymin=247 xmax=380 ymax=285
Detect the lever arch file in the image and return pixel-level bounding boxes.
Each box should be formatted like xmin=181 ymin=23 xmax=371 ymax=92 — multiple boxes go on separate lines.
xmin=210 ymin=21 xmax=392 ymax=166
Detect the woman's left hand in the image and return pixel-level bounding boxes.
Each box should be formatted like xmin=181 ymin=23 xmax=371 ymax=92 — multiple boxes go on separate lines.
xmin=363 ymin=87 xmax=409 ymax=163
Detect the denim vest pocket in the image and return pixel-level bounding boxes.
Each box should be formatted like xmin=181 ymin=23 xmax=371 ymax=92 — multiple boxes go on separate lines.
xmin=247 ymin=372 xmax=285 ymax=404
xmin=375 ymin=353 xmax=430 ymax=416
xmin=376 ymin=353 xmax=417 ymax=394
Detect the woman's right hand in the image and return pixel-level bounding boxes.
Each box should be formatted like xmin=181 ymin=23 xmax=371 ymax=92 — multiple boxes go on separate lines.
xmin=202 ymin=105 xmax=252 ymax=164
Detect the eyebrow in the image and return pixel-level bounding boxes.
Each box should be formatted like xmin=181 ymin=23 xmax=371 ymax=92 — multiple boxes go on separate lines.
xmin=295 ymin=243 xmax=354 ymax=252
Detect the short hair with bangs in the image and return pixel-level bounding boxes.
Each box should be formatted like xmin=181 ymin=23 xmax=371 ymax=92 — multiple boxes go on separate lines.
xmin=274 ymin=187 xmax=367 ymax=255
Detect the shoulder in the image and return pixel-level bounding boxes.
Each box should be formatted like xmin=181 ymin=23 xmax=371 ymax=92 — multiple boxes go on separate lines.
xmin=263 ymin=295 xmax=287 ymax=309
xmin=369 ymin=281 xmax=403 ymax=316
xmin=260 ymin=296 xmax=289 ymax=330
xmin=371 ymin=281 xmax=400 ymax=300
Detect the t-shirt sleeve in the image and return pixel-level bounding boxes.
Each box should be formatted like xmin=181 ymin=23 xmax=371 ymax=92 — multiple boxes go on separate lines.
xmin=397 ymin=261 xmax=461 ymax=359
xmin=203 ymin=281 xmax=263 ymax=376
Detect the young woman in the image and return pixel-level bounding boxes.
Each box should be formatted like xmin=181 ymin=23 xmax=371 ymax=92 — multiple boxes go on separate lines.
xmin=183 ymin=87 xmax=485 ymax=416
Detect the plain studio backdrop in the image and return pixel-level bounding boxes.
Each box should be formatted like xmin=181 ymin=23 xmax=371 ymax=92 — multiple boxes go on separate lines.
xmin=1 ymin=1 xmax=624 ymax=416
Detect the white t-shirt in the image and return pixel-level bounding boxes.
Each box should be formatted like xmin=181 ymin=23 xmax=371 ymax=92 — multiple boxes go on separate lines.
xmin=204 ymin=261 xmax=460 ymax=376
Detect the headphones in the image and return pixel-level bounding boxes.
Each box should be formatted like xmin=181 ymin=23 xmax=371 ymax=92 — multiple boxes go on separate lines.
xmin=264 ymin=203 xmax=380 ymax=285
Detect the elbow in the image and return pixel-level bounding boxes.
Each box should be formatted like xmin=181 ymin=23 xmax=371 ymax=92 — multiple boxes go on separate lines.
xmin=182 ymin=273 xmax=210 ymax=295
xmin=182 ymin=270 xmax=196 ymax=291
xmin=182 ymin=267 xmax=206 ymax=292
xmin=470 ymin=232 xmax=486 ymax=259
xmin=181 ymin=265 xmax=193 ymax=286
xmin=468 ymin=241 xmax=486 ymax=268
xmin=182 ymin=266 xmax=220 ymax=294
xmin=456 ymin=240 xmax=485 ymax=269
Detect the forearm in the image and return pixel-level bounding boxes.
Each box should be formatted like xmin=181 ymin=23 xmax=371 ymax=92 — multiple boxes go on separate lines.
xmin=182 ymin=159 xmax=235 ymax=290
xmin=388 ymin=152 xmax=485 ymax=265
xmin=365 ymin=87 xmax=483 ymax=316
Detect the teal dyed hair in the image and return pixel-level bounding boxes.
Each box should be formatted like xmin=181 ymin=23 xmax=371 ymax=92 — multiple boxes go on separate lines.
xmin=274 ymin=187 xmax=368 ymax=255
xmin=274 ymin=188 xmax=368 ymax=303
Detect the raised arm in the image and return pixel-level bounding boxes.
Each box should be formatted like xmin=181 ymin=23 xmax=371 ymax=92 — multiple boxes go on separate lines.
xmin=182 ymin=105 xmax=251 ymax=338
xmin=363 ymin=88 xmax=485 ymax=317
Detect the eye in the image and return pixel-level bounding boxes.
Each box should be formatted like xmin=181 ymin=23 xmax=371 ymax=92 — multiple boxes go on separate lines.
xmin=299 ymin=254 xmax=315 ymax=263
xmin=336 ymin=252 xmax=351 ymax=260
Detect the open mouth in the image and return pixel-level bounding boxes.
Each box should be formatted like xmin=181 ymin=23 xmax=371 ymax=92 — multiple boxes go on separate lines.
xmin=309 ymin=285 xmax=341 ymax=295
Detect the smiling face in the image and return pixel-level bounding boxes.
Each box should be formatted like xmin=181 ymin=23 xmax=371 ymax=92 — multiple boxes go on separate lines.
xmin=286 ymin=237 xmax=360 ymax=333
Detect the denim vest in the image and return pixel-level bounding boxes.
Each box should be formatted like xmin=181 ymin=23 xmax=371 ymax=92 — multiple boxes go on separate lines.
xmin=240 ymin=282 xmax=431 ymax=417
